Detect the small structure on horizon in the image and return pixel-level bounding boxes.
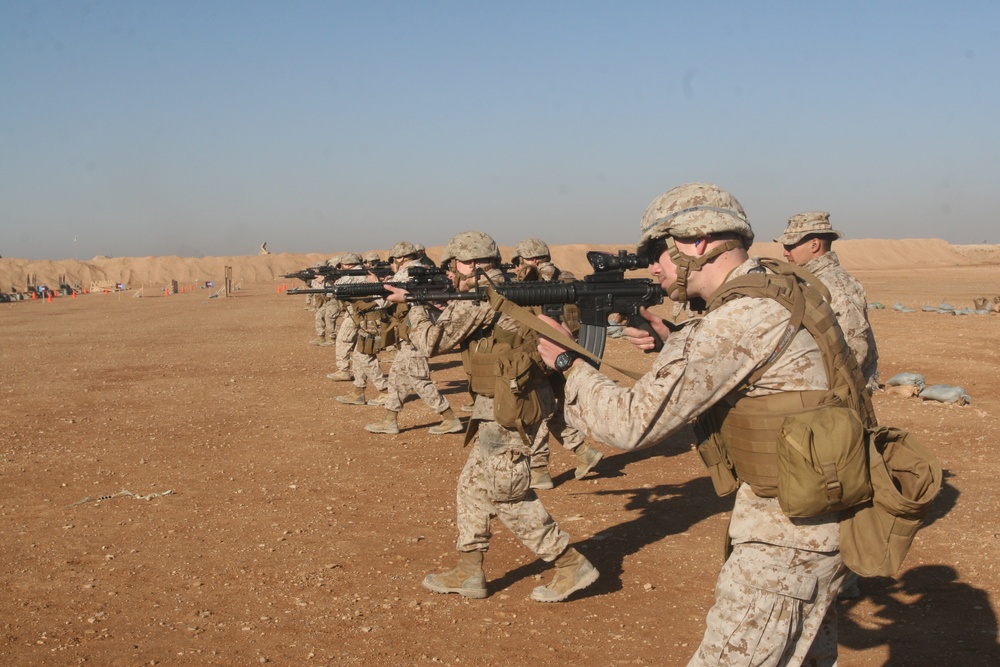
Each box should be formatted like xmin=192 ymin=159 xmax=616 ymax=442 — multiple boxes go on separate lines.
xmin=259 ymin=242 xmax=270 ymax=255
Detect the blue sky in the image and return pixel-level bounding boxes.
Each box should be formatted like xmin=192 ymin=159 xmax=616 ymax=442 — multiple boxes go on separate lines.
xmin=2 ymin=1 xmax=998 ymax=260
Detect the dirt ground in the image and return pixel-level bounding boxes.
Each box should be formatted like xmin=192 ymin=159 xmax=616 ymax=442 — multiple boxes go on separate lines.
xmin=2 ymin=264 xmax=999 ymax=666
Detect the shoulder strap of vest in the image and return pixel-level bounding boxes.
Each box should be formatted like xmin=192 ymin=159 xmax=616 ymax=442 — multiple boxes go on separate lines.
xmin=706 ymin=260 xmax=875 ymax=426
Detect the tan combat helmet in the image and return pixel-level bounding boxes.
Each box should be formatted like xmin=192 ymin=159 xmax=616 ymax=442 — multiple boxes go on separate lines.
xmin=326 ymin=253 xmax=344 ymax=268
xmin=637 ymin=182 xmax=753 ymax=257
xmin=387 ymin=241 xmax=418 ymax=261
xmin=774 ymin=211 xmax=844 ymax=246
xmin=362 ymin=250 xmax=381 ymax=264
xmin=513 ymin=238 xmax=551 ymax=262
xmin=637 ymin=183 xmax=753 ymax=303
xmin=339 ymin=251 xmax=363 ymax=267
xmin=441 ymin=230 xmax=500 ymax=263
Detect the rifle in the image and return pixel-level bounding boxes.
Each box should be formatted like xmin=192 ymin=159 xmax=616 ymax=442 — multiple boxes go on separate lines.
xmin=394 ymin=251 xmax=664 ymax=363
xmin=286 ymin=266 xmax=451 ymax=298
xmin=283 ymin=265 xmax=394 ymax=284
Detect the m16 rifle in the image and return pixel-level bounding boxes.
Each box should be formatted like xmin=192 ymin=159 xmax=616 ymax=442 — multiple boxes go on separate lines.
xmin=286 ymin=266 xmax=451 ymax=298
xmin=283 ymin=265 xmax=394 ymax=285
xmin=392 ymin=251 xmax=664 ymax=363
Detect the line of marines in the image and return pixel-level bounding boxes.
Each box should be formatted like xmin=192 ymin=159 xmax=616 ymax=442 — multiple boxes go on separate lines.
xmin=292 ymin=185 xmax=883 ymax=666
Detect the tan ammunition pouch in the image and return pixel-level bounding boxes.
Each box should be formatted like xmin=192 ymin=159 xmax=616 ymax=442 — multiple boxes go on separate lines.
xmin=351 ymin=300 xmax=394 ymax=355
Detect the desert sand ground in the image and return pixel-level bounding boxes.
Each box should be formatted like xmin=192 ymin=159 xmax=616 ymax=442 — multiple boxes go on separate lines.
xmin=2 ymin=241 xmax=999 ymax=666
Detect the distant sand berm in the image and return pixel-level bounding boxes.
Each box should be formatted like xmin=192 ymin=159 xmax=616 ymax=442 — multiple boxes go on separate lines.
xmin=2 ymin=239 xmax=999 ymax=290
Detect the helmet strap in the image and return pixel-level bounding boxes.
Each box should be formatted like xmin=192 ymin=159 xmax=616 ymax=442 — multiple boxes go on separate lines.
xmin=663 ymin=237 xmax=741 ymax=302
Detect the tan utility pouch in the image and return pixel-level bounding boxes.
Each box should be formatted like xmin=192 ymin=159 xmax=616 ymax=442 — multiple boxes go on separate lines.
xmin=694 ymin=414 xmax=739 ymax=497
xmin=777 ymin=405 xmax=871 ymax=517
xmin=840 ymin=427 xmax=942 ymax=577
xmin=493 ymin=349 xmax=544 ymax=432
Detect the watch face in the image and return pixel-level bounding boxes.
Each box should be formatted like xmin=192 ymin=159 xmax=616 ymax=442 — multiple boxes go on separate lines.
xmin=555 ymin=351 xmax=574 ymax=371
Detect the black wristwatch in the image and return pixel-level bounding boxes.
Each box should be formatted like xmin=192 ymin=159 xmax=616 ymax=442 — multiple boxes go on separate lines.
xmin=554 ymin=351 xmax=579 ymax=373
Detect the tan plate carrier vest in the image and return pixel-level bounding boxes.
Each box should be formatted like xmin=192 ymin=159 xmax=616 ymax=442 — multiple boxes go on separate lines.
xmin=696 ymin=259 xmax=876 ymax=500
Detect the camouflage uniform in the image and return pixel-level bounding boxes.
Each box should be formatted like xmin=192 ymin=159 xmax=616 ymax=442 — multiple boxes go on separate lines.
xmin=382 ymin=259 xmax=450 ymax=416
xmin=331 ymin=273 xmax=365 ymax=374
xmin=776 ymin=212 xmax=879 ymax=391
xmin=348 ymin=302 xmax=389 ymax=396
xmin=802 ymin=252 xmax=878 ymax=390
xmin=313 ymin=277 xmax=341 ymax=341
xmin=406 ymin=274 xmax=570 ymax=560
xmin=511 ymin=239 xmax=601 ymax=484
xmin=556 ymin=184 xmax=853 ymax=664
xmin=410 ymin=230 xmax=598 ymax=601
xmin=563 ymin=258 xmax=846 ymax=665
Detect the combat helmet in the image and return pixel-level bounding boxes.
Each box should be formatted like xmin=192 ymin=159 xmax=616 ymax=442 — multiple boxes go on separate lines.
xmin=339 ymin=251 xmax=363 ymax=267
xmin=441 ymin=230 xmax=500 ymax=263
xmin=362 ymin=250 xmax=381 ymax=264
xmin=326 ymin=253 xmax=344 ymax=268
xmin=387 ymin=241 xmax=418 ymax=261
xmin=638 ymin=183 xmax=753 ymax=303
xmin=637 ymin=182 xmax=753 ymax=257
xmin=513 ymin=238 xmax=550 ymax=261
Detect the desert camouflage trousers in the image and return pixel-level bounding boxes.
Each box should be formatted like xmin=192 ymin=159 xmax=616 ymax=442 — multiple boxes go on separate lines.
xmin=688 ymin=542 xmax=846 ymax=667
xmin=383 ymin=343 xmax=449 ymax=414
xmin=529 ymin=405 xmax=586 ymax=470
xmin=314 ymin=298 xmax=341 ymax=338
xmin=334 ymin=316 xmax=358 ymax=372
xmin=351 ymin=349 xmax=388 ymax=392
xmin=457 ymin=421 xmax=569 ymax=560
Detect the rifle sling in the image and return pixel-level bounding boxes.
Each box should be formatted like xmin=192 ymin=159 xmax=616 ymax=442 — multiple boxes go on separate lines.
xmin=484 ymin=286 xmax=645 ymax=381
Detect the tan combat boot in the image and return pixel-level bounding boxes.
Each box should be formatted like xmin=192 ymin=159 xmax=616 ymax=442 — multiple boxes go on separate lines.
xmin=367 ymin=391 xmax=388 ymax=406
xmin=309 ymin=337 xmax=324 ymax=346
xmin=422 ymin=551 xmax=487 ymax=599
xmin=335 ymin=386 xmax=366 ymax=405
xmin=364 ymin=408 xmax=399 ymax=435
xmin=530 ymin=547 xmax=599 ymax=602
xmin=574 ymin=445 xmax=604 ymax=479
xmin=327 ymin=370 xmax=352 ymax=382
xmin=530 ymin=467 xmax=554 ymax=490
xmin=428 ymin=408 xmax=463 ymax=435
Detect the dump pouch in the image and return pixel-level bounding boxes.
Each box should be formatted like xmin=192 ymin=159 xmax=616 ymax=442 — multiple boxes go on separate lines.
xmin=839 ymin=426 xmax=942 ymax=577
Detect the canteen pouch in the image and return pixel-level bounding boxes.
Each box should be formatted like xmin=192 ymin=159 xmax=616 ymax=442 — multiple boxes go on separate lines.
xmin=839 ymin=426 xmax=942 ymax=577
xmin=777 ymin=405 xmax=871 ymax=518
xmin=492 ymin=349 xmax=544 ymax=432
